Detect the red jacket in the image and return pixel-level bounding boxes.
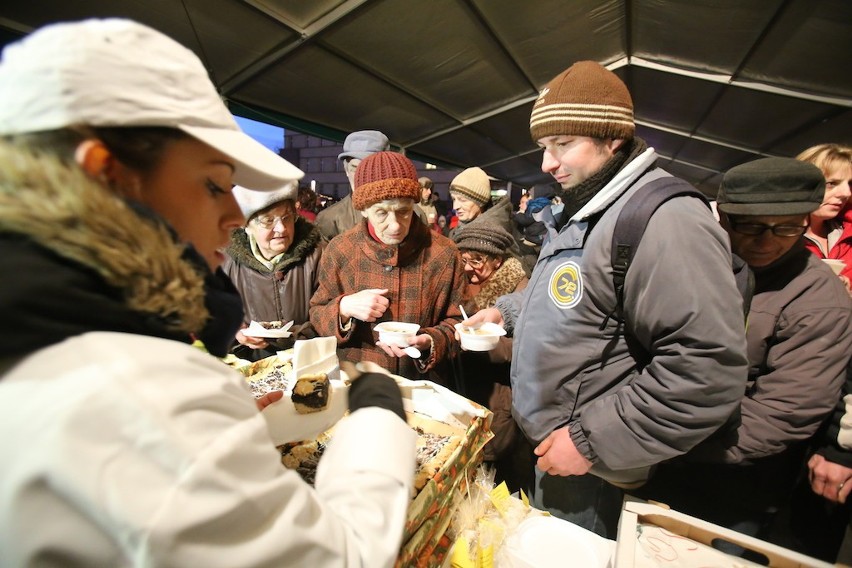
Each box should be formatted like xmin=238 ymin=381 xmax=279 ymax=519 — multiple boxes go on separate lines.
xmin=309 ymin=219 xmax=466 ymax=383
xmin=804 ymin=205 xmax=852 ymax=280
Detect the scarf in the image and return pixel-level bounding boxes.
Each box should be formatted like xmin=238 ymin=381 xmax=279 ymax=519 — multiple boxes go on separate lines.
xmin=556 ymin=137 xmax=649 ymax=230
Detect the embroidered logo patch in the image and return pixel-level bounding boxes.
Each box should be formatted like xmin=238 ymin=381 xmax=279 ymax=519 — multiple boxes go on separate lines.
xmin=533 ymin=87 xmax=550 ymax=106
xmin=548 ymin=261 xmax=583 ymax=309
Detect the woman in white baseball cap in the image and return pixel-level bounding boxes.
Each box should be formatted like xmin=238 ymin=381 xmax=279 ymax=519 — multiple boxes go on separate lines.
xmin=0 ymin=18 xmax=414 ymax=567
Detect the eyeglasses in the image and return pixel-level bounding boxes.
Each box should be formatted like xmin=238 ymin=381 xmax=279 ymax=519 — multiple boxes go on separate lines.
xmin=461 ymin=255 xmax=488 ymax=269
xmin=254 ymin=212 xmax=294 ymax=229
xmin=728 ymin=219 xmax=807 ymax=238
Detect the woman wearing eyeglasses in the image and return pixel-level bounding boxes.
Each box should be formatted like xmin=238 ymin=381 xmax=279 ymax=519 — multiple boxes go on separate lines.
xmin=223 ymin=183 xmax=324 ymax=360
xmin=453 ymin=221 xmax=533 ymax=493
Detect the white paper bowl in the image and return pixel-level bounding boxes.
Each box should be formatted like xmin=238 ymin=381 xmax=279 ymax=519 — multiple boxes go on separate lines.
xmin=374 ymin=321 xmax=420 ymax=347
xmin=455 ymin=322 xmax=507 ymax=351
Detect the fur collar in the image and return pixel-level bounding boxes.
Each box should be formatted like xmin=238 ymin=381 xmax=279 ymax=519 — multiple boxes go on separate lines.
xmin=226 ymin=217 xmax=321 ymax=272
xmin=0 ymin=141 xmax=208 ymax=334
xmin=473 ymin=256 xmax=526 ymax=311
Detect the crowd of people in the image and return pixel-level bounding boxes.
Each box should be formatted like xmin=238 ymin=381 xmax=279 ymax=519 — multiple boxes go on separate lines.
xmin=2 ymin=16 xmax=852 ymax=567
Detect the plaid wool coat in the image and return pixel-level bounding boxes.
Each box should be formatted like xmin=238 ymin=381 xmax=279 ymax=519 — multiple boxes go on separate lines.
xmin=310 ymin=218 xmax=466 ymax=382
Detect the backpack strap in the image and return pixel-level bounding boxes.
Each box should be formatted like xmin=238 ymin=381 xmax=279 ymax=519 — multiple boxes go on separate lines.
xmin=602 ymin=176 xmax=709 ymax=330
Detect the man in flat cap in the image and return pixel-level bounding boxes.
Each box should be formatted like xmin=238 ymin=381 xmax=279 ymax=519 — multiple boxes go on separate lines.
xmin=463 ymin=60 xmax=748 ymax=537
xmin=638 ymin=157 xmax=852 ymax=546
xmin=316 ymin=130 xmax=429 ymax=241
xmin=315 ymin=130 xmax=390 ymax=241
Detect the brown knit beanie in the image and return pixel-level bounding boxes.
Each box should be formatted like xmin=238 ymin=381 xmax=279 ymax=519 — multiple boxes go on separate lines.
xmin=352 ymin=151 xmax=421 ymax=210
xmin=529 ymin=60 xmax=634 ymax=142
xmin=453 ymin=222 xmax=514 ymax=257
xmin=449 ymin=167 xmax=491 ymax=208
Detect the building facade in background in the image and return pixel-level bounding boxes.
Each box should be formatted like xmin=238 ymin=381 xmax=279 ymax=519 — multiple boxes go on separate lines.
xmin=279 ymin=131 xmax=517 ymax=207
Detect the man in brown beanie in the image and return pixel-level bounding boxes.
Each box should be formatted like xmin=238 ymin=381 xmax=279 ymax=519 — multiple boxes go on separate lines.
xmin=310 ymin=151 xmax=467 ymax=382
xmin=464 ymin=60 xmax=748 ymax=537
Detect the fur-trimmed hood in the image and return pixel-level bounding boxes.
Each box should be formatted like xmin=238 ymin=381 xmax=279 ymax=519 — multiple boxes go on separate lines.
xmin=471 ymin=256 xmax=527 ymax=311
xmin=0 ymin=141 xmax=209 ymax=341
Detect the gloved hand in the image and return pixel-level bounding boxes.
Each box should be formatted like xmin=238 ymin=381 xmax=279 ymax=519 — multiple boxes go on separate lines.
xmin=341 ymin=361 xmax=406 ymax=422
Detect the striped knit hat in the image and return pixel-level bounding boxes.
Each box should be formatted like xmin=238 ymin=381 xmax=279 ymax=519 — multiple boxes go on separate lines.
xmin=529 ymin=60 xmax=634 ymax=142
xmin=352 ymin=151 xmax=421 ymax=210
xmin=449 ymin=167 xmax=491 ymax=207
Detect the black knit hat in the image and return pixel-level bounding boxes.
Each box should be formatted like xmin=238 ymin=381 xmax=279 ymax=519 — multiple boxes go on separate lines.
xmin=717 ymin=157 xmax=825 ymax=216
xmin=453 ymin=222 xmax=514 ymax=257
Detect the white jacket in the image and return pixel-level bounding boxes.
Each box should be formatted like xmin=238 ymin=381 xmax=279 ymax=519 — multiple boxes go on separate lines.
xmin=0 ymin=332 xmax=415 ymax=567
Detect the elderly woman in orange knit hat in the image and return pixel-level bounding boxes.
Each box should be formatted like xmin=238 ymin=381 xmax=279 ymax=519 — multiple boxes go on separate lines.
xmin=310 ymin=151 xmax=468 ymax=383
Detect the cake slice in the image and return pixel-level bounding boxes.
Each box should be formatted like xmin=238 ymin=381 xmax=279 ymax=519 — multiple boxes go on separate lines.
xmin=292 ymin=373 xmax=330 ymax=414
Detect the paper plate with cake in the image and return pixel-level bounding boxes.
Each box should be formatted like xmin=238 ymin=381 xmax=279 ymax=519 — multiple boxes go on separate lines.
xmin=243 ymin=320 xmax=294 ymax=338
xmin=244 ymin=337 xmax=348 ymax=445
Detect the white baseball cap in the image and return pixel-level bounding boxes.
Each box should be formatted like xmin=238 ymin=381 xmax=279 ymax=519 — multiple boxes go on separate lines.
xmin=232 ymin=182 xmax=298 ymax=221
xmin=0 ymin=18 xmax=303 ymax=191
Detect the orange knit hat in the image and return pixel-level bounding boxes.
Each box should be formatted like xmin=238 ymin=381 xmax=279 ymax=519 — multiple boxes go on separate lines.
xmin=353 ymin=151 xmax=421 ymax=210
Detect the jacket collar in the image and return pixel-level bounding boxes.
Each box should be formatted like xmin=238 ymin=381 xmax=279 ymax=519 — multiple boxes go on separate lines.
xmin=751 ymin=239 xmax=810 ymax=294
xmin=571 ymin=147 xmax=659 ymax=222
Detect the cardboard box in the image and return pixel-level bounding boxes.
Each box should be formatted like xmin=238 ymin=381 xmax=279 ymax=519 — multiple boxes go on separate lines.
xmin=241 ymin=357 xmax=492 ymax=568
xmin=395 ymin=379 xmax=493 ymax=568
xmin=615 ymin=499 xmax=833 ymax=568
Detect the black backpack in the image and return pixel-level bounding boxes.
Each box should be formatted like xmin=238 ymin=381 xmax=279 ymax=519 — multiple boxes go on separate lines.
xmin=603 ymin=176 xmax=753 ymax=330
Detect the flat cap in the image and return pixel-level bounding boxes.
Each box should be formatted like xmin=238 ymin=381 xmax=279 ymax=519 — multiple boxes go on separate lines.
xmin=716 ymin=157 xmax=825 ymax=216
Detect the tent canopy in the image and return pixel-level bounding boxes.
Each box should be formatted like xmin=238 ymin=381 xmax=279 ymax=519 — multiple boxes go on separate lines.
xmin=2 ymin=0 xmax=850 ymax=195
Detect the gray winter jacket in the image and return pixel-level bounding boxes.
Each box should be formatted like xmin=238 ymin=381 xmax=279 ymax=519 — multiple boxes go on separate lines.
xmin=496 ymin=149 xmax=748 ymax=484
xmin=689 ymin=251 xmax=852 ymax=464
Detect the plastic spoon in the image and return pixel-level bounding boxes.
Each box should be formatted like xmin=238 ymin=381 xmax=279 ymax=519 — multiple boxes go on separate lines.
xmin=459 ymin=305 xmax=473 ymax=333
xmin=403 ymin=346 xmax=421 ymax=358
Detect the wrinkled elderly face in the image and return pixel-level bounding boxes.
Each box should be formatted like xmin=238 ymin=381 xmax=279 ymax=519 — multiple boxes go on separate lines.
xmin=362 ymin=198 xmax=415 ymax=245
xmin=721 ymin=213 xmax=808 ymax=268
xmin=460 ymin=251 xmax=503 ymax=284
xmin=246 ymin=200 xmax=297 ymax=260
xmin=451 ymin=192 xmax=483 ymax=222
